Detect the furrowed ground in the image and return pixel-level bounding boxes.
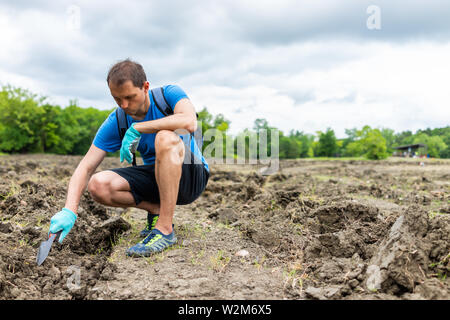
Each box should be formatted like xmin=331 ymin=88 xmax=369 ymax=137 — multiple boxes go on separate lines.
xmin=0 ymin=155 xmax=448 ymax=299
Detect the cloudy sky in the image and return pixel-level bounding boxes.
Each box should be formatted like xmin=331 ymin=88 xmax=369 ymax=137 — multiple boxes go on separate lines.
xmin=0 ymin=0 xmax=449 ymax=137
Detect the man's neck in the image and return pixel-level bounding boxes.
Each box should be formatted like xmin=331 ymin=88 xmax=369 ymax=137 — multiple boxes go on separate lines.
xmin=132 ymin=92 xmax=151 ymax=121
xmin=143 ymin=91 xmax=150 ymax=114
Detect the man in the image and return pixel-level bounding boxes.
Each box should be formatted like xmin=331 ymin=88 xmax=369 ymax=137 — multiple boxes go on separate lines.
xmin=48 ymin=59 xmax=209 ymax=257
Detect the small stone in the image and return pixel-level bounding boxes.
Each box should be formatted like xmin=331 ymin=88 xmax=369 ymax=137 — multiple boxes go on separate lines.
xmin=235 ymin=249 xmax=249 ymax=257
xmin=120 ymin=289 xmax=132 ymax=299
xmin=305 ymin=286 xmax=341 ymax=300
xmin=10 ymin=287 xmax=20 ymax=298
xmin=0 ymin=222 xmax=13 ymax=233
xmin=348 ymin=279 xmax=359 ymax=289
xmin=7 ymin=170 xmax=17 ymax=177
xmin=347 ymin=268 xmax=362 ymax=280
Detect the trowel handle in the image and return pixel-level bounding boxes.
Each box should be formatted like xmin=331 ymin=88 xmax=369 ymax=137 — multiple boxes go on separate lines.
xmin=49 ymin=230 xmax=63 ymax=241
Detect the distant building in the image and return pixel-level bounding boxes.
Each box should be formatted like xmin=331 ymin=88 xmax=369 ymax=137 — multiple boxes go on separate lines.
xmin=393 ymin=143 xmax=427 ymax=157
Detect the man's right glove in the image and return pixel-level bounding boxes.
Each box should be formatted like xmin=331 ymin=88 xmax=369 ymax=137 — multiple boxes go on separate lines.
xmin=49 ymin=208 xmax=77 ymax=243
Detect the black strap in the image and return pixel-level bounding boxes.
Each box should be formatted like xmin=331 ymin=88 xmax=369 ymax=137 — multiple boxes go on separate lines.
xmin=151 ymin=87 xmax=199 ymax=119
xmin=151 ymin=87 xmax=173 ymax=116
xmin=116 ymin=107 xmax=127 ymax=140
xmin=116 ymin=107 xmax=136 ymax=166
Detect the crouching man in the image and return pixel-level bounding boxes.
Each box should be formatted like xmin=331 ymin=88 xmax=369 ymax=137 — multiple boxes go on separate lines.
xmin=48 ymin=59 xmax=209 ymax=257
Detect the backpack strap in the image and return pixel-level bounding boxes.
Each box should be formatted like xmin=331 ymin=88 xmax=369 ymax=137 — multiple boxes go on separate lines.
xmin=151 ymin=87 xmax=173 ymax=116
xmin=152 ymin=86 xmax=200 ymax=119
xmin=116 ymin=107 xmax=128 ymax=140
xmin=116 ymin=107 xmax=136 ymax=166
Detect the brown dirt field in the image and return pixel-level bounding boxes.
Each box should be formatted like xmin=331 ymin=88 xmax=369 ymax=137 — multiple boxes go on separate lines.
xmin=0 ymin=155 xmax=448 ymax=300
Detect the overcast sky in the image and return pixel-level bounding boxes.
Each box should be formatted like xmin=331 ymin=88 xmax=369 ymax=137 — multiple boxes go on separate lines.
xmin=0 ymin=0 xmax=449 ymax=137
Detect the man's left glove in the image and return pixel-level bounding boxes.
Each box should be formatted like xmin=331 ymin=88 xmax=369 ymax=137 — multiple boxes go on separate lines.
xmin=120 ymin=123 xmax=141 ymax=164
xmin=49 ymin=208 xmax=77 ymax=243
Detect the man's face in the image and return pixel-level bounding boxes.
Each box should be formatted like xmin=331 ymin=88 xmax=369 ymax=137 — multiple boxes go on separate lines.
xmin=109 ymin=80 xmax=149 ymax=119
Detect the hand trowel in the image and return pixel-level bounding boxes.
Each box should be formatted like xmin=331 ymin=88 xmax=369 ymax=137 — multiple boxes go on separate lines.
xmin=36 ymin=230 xmax=62 ymax=266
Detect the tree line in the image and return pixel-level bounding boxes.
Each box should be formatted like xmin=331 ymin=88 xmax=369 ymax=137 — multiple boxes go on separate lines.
xmin=0 ymin=85 xmax=448 ymax=159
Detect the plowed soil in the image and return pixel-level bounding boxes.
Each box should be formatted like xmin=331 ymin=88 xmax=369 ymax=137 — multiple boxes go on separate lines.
xmin=0 ymin=155 xmax=448 ymax=300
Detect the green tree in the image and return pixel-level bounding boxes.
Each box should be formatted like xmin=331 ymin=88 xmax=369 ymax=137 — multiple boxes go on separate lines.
xmin=316 ymin=128 xmax=337 ymax=157
xmin=380 ymin=127 xmax=395 ymax=154
xmin=290 ymin=130 xmax=314 ymax=158
xmin=0 ymin=85 xmax=46 ymax=153
xmin=40 ymin=103 xmax=63 ymax=152
xmin=415 ymin=126 xmax=450 ymax=158
xmin=413 ymin=133 xmax=447 ymax=158
xmin=361 ymin=128 xmax=389 ymax=160
xmin=343 ymin=125 xmax=388 ymax=159
xmin=279 ymin=133 xmax=301 ymax=159
xmin=393 ymin=130 xmax=414 ymax=147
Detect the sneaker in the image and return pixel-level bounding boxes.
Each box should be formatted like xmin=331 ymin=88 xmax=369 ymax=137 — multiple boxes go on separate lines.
xmin=126 ymin=227 xmax=177 ymax=257
xmin=139 ymin=212 xmax=159 ymax=238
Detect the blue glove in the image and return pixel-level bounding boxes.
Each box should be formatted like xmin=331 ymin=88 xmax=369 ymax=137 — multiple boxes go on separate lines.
xmin=120 ymin=123 xmax=141 ymax=164
xmin=49 ymin=208 xmax=77 ymax=243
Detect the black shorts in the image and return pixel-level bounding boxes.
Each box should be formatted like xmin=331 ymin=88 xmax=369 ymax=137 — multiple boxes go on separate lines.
xmin=109 ymin=163 xmax=209 ymax=206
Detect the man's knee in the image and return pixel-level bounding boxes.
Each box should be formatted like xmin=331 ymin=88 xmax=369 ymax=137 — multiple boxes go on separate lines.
xmin=88 ymin=173 xmax=111 ymax=202
xmin=155 ymin=130 xmax=185 ymax=162
xmin=155 ymin=130 xmax=179 ymax=151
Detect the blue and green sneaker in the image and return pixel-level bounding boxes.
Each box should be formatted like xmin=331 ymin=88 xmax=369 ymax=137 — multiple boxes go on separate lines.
xmin=126 ymin=227 xmax=177 ymax=257
xmin=139 ymin=212 xmax=159 ymax=238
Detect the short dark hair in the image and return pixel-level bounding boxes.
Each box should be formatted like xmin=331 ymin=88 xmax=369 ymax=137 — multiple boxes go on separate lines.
xmin=106 ymin=58 xmax=147 ymax=88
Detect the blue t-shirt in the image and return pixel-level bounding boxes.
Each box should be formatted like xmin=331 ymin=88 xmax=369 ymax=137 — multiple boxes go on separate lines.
xmin=93 ymin=84 xmax=209 ymax=172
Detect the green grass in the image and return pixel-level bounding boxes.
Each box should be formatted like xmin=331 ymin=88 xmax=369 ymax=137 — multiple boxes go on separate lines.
xmin=190 ymin=249 xmax=205 ymax=265
xmin=178 ymin=222 xmax=210 ymax=240
xmin=428 ymin=253 xmax=449 ymax=282
xmin=312 ymin=174 xmax=334 ymax=181
xmin=216 ymin=221 xmax=236 ymax=230
xmin=0 ymin=181 xmax=21 ymax=201
xmin=428 ymin=211 xmax=448 ymax=219
xmin=209 ymin=250 xmax=231 ymax=272
xmin=430 ymin=199 xmax=445 ymax=209
xmin=253 ymin=255 xmax=267 ymax=271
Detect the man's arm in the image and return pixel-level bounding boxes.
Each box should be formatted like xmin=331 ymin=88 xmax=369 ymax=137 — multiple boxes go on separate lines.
xmin=64 ymin=144 xmax=107 ymax=214
xmin=133 ymin=98 xmax=197 ymax=134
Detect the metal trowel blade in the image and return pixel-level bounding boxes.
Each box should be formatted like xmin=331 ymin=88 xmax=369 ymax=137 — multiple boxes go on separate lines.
xmin=36 ymin=231 xmax=61 ymax=266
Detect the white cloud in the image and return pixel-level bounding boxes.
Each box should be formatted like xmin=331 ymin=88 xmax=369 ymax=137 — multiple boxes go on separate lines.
xmin=185 ymin=40 xmax=450 ymax=137
xmin=0 ymin=1 xmax=449 ymax=139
